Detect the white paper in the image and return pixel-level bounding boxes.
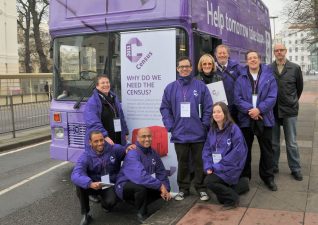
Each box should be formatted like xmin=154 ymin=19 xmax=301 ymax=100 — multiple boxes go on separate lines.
xmin=180 ymin=102 xmax=191 ymax=118
xmin=101 ymin=174 xmax=114 ymax=189
xmin=113 ymin=119 xmax=122 ymax=132
xmin=207 ymin=81 xmax=228 ymax=105
xmin=212 ymin=153 xmax=222 ymax=164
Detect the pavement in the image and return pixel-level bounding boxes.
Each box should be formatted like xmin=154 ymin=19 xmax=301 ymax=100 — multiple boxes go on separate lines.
xmin=1 ymin=77 xmax=318 ymax=225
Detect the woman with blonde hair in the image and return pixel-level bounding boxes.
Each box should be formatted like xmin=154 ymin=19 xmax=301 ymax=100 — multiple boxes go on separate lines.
xmin=196 ymin=54 xmax=222 ymax=84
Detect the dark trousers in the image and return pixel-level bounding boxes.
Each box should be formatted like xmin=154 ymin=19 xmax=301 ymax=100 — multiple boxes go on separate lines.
xmin=240 ymin=127 xmax=274 ymax=182
xmin=174 ymin=142 xmax=205 ymax=192
xmin=76 ymin=186 xmax=117 ymax=214
xmin=123 ymin=182 xmax=161 ymax=215
xmin=205 ymin=174 xmax=249 ymax=205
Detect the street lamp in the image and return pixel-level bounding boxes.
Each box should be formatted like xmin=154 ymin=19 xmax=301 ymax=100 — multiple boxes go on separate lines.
xmin=270 ymin=16 xmax=278 ymax=42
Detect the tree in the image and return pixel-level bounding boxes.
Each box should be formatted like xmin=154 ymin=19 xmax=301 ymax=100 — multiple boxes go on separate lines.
xmin=17 ymin=0 xmax=50 ymax=73
xmin=284 ymin=0 xmax=318 ymax=42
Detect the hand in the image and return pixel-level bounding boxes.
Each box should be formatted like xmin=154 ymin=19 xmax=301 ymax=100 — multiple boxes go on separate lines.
xmin=248 ymin=108 xmax=260 ymax=119
xmin=207 ymin=169 xmax=213 ymax=174
xmin=105 ymin=137 xmax=114 ymax=145
xmin=125 ymin=144 xmax=136 ymax=153
xmin=125 ymin=135 xmax=129 ymax=141
xmin=160 ymin=184 xmax=171 ymax=201
xmin=89 ymin=182 xmax=103 ymax=190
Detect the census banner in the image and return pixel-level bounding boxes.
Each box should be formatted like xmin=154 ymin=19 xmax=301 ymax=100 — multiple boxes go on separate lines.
xmin=121 ymin=29 xmax=179 ymax=193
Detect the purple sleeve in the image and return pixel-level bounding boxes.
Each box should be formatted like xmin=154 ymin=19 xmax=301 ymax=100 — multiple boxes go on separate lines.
xmin=234 ymin=78 xmax=253 ymax=113
xmin=122 ymin=150 xmax=162 ymax=190
xmin=84 ymin=95 xmax=108 ymax=137
xmin=258 ymin=77 xmax=277 ymax=114
xmin=71 ymin=154 xmax=92 ymax=189
xmin=160 ymin=86 xmax=175 ymax=132
xmin=202 ymin=130 xmax=213 ymax=172
xmin=154 ymin=154 xmax=170 ymax=191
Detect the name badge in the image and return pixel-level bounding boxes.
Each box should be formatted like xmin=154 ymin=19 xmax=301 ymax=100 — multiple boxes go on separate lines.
xmin=180 ymin=102 xmax=190 ymax=118
xmin=113 ymin=119 xmax=121 ymax=132
xmin=101 ymin=174 xmax=114 ymax=189
xmin=212 ymin=153 xmax=222 ymax=164
xmin=151 ymin=173 xmax=156 ymax=179
xmin=252 ymin=94 xmax=258 ymax=108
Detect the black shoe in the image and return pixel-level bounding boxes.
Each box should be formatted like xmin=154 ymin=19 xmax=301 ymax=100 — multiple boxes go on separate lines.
xmin=137 ymin=212 xmax=148 ymax=224
xmin=222 ymin=201 xmax=239 ymax=210
xmin=273 ymin=167 xmax=279 ymax=174
xmin=79 ymin=214 xmax=92 ymax=225
xmin=291 ymin=171 xmax=303 ymax=181
xmin=265 ymin=180 xmax=278 ymax=191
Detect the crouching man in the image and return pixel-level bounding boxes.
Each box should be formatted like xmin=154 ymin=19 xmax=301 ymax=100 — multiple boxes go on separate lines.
xmin=115 ymin=127 xmax=171 ymax=223
xmin=71 ymin=130 xmax=134 ymax=225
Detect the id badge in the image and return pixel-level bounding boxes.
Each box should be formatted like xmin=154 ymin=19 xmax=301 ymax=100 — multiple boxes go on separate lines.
xmin=151 ymin=173 xmax=156 ymax=179
xmin=212 ymin=153 xmax=222 ymax=164
xmin=101 ymin=174 xmax=114 ymax=189
xmin=252 ymin=94 xmax=258 ymax=108
xmin=113 ymin=118 xmax=121 ymax=132
xmin=180 ymin=102 xmax=191 ymax=118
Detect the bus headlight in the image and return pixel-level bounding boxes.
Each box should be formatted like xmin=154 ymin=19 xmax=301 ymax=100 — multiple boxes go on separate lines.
xmin=54 ymin=128 xmax=64 ymax=139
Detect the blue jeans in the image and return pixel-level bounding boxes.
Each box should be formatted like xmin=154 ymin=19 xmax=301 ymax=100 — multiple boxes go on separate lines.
xmin=272 ymin=117 xmax=301 ymax=172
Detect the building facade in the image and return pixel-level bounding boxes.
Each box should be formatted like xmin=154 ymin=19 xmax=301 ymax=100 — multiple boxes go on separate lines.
xmin=0 ymin=0 xmax=18 ymax=74
xmin=276 ymin=26 xmax=312 ymax=73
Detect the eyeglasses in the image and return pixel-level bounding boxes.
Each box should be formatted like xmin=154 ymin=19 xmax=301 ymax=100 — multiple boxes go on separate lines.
xmin=274 ymin=49 xmax=286 ymax=52
xmin=178 ymin=65 xmax=192 ymax=69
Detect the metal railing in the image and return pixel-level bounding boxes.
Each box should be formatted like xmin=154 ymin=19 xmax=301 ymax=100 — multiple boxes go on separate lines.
xmin=0 ymin=74 xmax=52 ymax=137
xmin=0 ymin=93 xmax=51 ymax=137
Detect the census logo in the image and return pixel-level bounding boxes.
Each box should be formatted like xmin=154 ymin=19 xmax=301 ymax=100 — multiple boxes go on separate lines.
xmin=126 ymin=37 xmax=143 ymax=63
xmin=193 ymin=90 xmax=198 ymax=97
xmin=126 ymin=37 xmax=153 ymax=70
xmin=227 ymin=139 xmax=231 ymax=146
xmin=152 ymin=158 xmax=156 ymax=165
xmin=110 ymin=156 xmax=115 ymax=163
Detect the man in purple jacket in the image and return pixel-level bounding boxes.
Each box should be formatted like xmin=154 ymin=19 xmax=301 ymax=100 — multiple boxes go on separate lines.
xmin=115 ymin=128 xmax=171 ymax=223
xmin=215 ymin=44 xmax=241 ymax=122
xmin=234 ymin=50 xmax=278 ymax=191
xmin=71 ymin=130 xmax=133 ymax=225
xmin=160 ymin=56 xmax=213 ymax=201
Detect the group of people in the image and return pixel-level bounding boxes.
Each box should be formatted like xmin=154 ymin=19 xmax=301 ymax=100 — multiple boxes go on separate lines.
xmin=71 ymin=43 xmax=304 ymax=225
xmin=161 ymin=43 xmax=303 ymax=208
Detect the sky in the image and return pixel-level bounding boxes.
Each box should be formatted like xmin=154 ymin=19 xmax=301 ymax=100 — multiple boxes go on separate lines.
xmin=262 ymin=0 xmax=286 ymax=35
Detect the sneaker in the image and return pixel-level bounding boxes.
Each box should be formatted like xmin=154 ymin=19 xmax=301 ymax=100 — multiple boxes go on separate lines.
xmin=221 ymin=201 xmax=239 ymax=211
xmin=199 ymin=192 xmax=210 ymax=201
xmin=291 ymin=171 xmax=303 ymax=181
xmin=174 ymin=192 xmax=185 ymax=201
xmin=89 ymin=195 xmax=100 ymax=203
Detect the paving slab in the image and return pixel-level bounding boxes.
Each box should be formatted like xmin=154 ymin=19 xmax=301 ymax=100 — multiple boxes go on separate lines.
xmin=240 ymin=208 xmax=304 ymax=225
xmin=305 ymin=193 xmax=318 ymax=213
xmin=176 ymin=203 xmax=246 ymax=225
xmin=304 ymin=212 xmax=318 ymax=225
xmin=249 ymin=189 xmax=307 ymax=212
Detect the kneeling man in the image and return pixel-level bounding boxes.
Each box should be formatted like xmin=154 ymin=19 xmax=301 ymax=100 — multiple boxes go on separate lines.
xmin=71 ymin=130 xmax=133 ymax=225
xmin=115 ymin=127 xmax=171 ymax=223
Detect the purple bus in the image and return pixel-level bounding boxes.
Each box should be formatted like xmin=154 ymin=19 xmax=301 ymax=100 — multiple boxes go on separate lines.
xmin=49 ymin=0 xmax=271 ymax=162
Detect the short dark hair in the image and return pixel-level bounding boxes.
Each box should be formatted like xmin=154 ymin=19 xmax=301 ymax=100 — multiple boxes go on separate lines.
xmin=211 ymin=102 xmax=234 ymax=129
xmin=177 ymin=56 xmax=192 ymax=67
xmin=245 ymin=50 xmax=261 ymax=60
xmin=95 ymin=74 xmax=110 ymax=86
xmin=89 ymin=130 xmax=103 ymax=140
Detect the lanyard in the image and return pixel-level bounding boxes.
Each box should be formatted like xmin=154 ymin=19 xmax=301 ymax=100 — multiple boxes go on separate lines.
xmin=177 ymin=80 xmax=192 ymax=101
xmin=215 ymin=129 xmax=226 ymax=152
xmin=253 ymin=77 xmax=260 ymax=95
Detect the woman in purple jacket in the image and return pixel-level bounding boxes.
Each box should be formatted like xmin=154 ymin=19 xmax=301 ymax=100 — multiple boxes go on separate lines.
xmin=203 ymin=102 xmax=248 ymax=209
xmin=84 ymin=75 xmax=129 ymax=146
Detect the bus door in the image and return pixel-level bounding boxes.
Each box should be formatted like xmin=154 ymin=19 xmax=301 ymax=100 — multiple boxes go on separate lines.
xmin=193 ymin=32 xmax=222 ymax=75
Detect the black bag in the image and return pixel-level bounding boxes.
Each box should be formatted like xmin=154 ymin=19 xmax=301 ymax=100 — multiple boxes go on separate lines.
xmin=250 ymin=119 xmax=264 ymax=136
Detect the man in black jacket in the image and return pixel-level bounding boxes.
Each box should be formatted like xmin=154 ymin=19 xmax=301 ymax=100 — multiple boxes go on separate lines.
xmin=271 ymin=43 xmax=303 ymax=181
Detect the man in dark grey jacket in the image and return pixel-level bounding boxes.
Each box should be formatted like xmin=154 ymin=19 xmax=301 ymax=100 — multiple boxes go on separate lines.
xmin=271 ymin=43 xmax=303 ymax=181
